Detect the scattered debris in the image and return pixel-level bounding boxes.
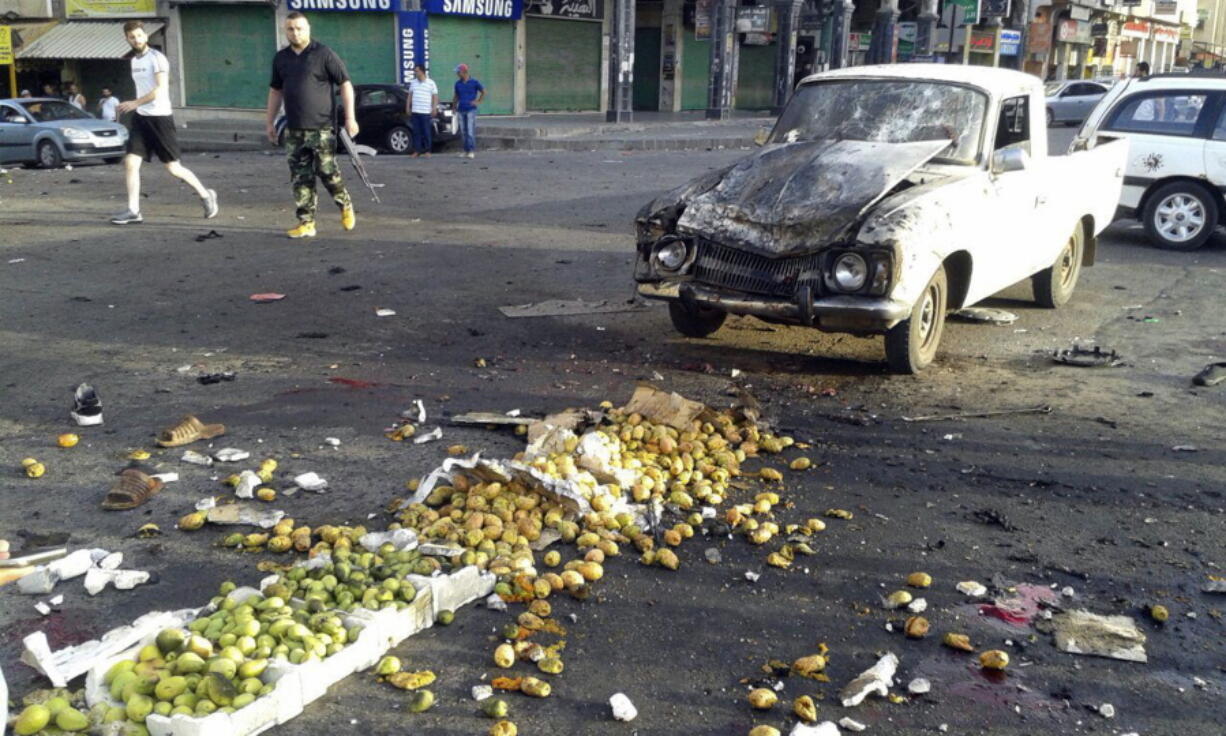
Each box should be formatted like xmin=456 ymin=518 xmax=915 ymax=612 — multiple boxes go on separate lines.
xmin=498 ymin=298 xmax=651 ymax=318
xmin=839 ymin=716 xmax=868 ymax=731
xmin=193 ymin=229 xmax=223 ymax=242
xmin=234 ymin=469 xmax=261 ymax=499
xmin=951 ymin=307 xmax=1018 ymax=324
xmin=1099 ymin=703 xmax=1116 ymax=719
xmin=901 ymin=405 xmax=1051 ymax=423
xmin=472 ymin=684 xmax=493 ymax=701
xmin=414 ymin=427 xmax=443 ymax=444
xmin=745 ymin=571 xmax=761 ymax=583
xmin=197 ymin=371 xmax=237 ymax=385
xmin=451 ymin=411 xmax=536 ymax=427
xmin=1203 ymin=578 xmax=1226 ymax=594
xmin=156 ymin=414 xmax=225 ymax=448
xmin=792 ymin=723 xmax=842 ymax=736
xmin=1049 ymin=610 xmax=1147 ymax=662
xmin=181 ymin=450 xmax=213 ymax=466
xmin=205 ymin=504 xmax=285 ymax=529
xmin=375 ymin=308 xmax=397 ymax=317
xmin=249 ymin=293 xmax=286 ymax=303
xmin=978 ymin=650 xmax=1009 ymax=670
xmin=956 ymin=581 xmax=987 ymax=598
xmin=907 ymin=678 xmax=931 ymax=695
xmin=609 ymin=692 xmax=637 ymax=722
xmin=1192 ymin=361 xmax=1226 ymax=387
xmin=213 ymin=448 xmax=251 ymax=463
xmin=704 ymin=548 xmax=722 ymax=564
xmin=83 ymin=568 xmax=151 ymax=596
xmin=293 ymin=472 xmax=329 ymax=492
xmin=70 ymin=384 xmax=102 ymax=427
xmin=1053 ymin=344 xmax=1123 ymax=368
xmin=1172 ymin=445 xmax=1199 ymax=452
xmin=840 ymin=653 xmax=898 ymax=707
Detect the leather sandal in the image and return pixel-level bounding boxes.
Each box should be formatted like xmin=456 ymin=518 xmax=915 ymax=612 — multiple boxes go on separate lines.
xmin=102 ymin=469 xmax=165 ymax=510
xmin=156 ymin=415 xmax=226 ymax=447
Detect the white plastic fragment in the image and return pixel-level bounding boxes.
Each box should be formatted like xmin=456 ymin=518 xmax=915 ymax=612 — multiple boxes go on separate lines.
xmin=195 ymin=496 xmax=218 ymax=511
xmin=84 ymin=568 xmax=151 ymax=596
xmin=472 ymin=685 xmax=493 ymax=701
xmin=49 ymin=594 xmax=63 ymax=606
xmin=99 ymin=552 xmax=123 ymax=570
xmin=16 ymin=567 xmax=58 ymax=595
xmin=907 ymin=598 xmax=928 ymax=614
xmin=1203 ymin=579 xmax=1226 ymax=594
xmin=839 ymin=716 xmax=867 ymax=731
xmin=25 ymin=608 xmax=197 ymax=687
xmin=181 ymin=450 xmax=214 ymax=466
xmin=745 ymin=571 xmax=761 ymax=583
xmin=1061 ymin=586 xmax=1076 ymax=598
xmin=358 ymin=528 xmax=418 ymax=553
xmin=325 ymin=437 xmax=341 ymax=447
xmin=791 ymin=722 xmax=841 ymax=736
xmin=610 ymin=692 xmax=638 ymax=722
xmin=35 ymin=601 xmax=52 ymax=616
xmin=907 ymin=678 xmax=931 ymax=695
xmin=486 ymin=593 xmax=508 ymax=612
xmin=413 ymin=427 xmax=443 ymax=444
xmin=293 ymin=472 xmax=328 ymax=492
xmin=956 ymin=580 xmax=988 ymax=597
xmin=234 ymin=470 xmax=262 ymax=499
xmin=840 ymin=652 xmax=899 ymax=707
xmin=49 ymin=548 xmax=96 ymax=580
xmin=214 ymin=448 xmax=251 ymax=462
xmin=151 ymin=472 xmax=179 ymax=484
xmin=375 ymin=308 xmax=396 ymax=317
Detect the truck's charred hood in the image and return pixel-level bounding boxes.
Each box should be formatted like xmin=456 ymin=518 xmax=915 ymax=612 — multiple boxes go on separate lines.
xmin=669 ymin=138 xmax=952 ymax=257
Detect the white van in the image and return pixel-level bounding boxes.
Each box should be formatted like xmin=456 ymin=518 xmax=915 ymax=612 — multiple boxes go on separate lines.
xmin=1074 ymin=74 xmax=1226 ymax=250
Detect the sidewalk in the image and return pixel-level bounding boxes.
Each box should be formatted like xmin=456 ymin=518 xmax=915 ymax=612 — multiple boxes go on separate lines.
xmin=177 ymin=110 xmax=774 ymax=154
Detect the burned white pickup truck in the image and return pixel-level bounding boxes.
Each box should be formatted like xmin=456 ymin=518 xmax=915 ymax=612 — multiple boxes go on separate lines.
xmin=634 ymin=65 xmax=1127 ymax=372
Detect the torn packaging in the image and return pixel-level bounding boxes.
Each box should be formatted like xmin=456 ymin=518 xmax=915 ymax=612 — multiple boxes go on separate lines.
xmin=1049 ymin=610 xmax=1147 ymax=662
xmin=840 ymin=652 xmax=899 ymax=707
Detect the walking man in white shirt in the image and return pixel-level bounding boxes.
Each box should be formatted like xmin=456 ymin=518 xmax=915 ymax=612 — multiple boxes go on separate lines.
xmin=97 ymin=87 xmax=119 ymax=122
xmin=406 ymin=65 xmax=438 ymax=157
xmin=111 ymin=20 xmax=217 ymax=225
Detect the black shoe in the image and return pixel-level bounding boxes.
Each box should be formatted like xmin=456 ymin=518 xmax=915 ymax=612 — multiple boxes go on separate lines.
xmin=1193 ymin=362 xmax=1226 ymax=387
xmin=72 ymin=383 xmax=103 ymax=426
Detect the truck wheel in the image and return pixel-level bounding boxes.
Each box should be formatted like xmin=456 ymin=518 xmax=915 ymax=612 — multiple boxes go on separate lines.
xmin=37 ymin=141 xmax=62 ymax=169
xmin=885 ymin=266 xmax=947 ymax=374
xmin=1032 ymin=222 xmax=1084 ymax=308
xmin=1143 ymin=181 xmax=1218 ymax=251
xmin=668 ymin=301 xmax=727 ymax=338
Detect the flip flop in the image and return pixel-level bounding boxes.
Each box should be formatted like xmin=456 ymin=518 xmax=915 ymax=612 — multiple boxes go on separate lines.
xmin=102 ymin=469 xmax=165 ymax=510
xmin=1193 ymin=362 xmax=1226 ymax=387
xmin=156 ymin=415 xmax=226 ymax=447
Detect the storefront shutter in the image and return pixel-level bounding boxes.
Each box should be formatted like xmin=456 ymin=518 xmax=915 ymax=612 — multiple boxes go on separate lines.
xmin=303 ymin=12 xmax=397 ymax=86
xmin=429 ymin=14 xmax=516 ymax=115
xmin=181 ymin=5 xmax=277 ymax=109
xmin=526 ymin=17 xmax=601 ymax=111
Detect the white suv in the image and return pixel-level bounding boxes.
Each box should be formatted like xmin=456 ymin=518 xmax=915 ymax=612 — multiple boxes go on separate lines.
xmin=1075 ymin=75 xmax=1226 ymax=250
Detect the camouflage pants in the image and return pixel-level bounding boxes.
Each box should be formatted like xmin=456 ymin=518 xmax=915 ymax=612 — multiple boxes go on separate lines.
xmin=285 ymin=128 xmax=352 ymax=223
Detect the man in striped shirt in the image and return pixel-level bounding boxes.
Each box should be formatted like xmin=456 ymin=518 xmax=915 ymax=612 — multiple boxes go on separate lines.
xmin=406 ymin=66 xmax=438 ymax=158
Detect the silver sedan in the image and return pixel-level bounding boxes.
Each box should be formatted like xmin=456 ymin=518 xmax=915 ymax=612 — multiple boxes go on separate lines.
xmin=0 ymin=97 xmax=128 ymax=168
xmin=1044 ymin=81 xmax=1110 ymax=126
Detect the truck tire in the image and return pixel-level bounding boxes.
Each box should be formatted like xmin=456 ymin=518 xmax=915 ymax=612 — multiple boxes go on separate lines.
xmin=1032 ymin=221 xmax=1084 ymax=308
xmin=885 ymin=266 xmax=947 ymax=374
xmin=668 ymin=301 xmax=727 ymax=338
xmin=1142 ymin=181 xmax=1218 ymax=251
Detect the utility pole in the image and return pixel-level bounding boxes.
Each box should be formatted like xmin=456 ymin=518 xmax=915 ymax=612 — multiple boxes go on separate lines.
xmin=606 ymin=0 xmax=635 ymax=122
xmin=916 ymin=0 xmax=939 ymax=57
xmin=991 ymin=16 xmax=1003 ymax=66
xmin=866 ymin=0 xmax=900 ymax=64
xmin=828 ymin=0 xmax=855 ymax=68
xmin=773 ymin=0 xmax=804 ymax=112
xmin=706 ymin=0 xmax=737 ymax=119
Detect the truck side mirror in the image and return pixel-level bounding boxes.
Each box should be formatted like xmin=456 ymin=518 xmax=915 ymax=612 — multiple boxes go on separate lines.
xmin=991 ymin=147 xmax=1028 ymax=175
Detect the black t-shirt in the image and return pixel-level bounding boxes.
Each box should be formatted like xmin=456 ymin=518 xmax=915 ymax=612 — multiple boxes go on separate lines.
xmin=270 ymin=41 xmax=350 ymax=130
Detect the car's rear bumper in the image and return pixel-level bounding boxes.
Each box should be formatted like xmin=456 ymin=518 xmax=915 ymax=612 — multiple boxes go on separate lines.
xmin=637 ymin=281 xmax=911 ymax=333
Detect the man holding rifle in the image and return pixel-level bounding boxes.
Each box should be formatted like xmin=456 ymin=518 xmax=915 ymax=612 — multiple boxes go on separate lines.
xmin=266 ymin=11 xmax=358 ymax=239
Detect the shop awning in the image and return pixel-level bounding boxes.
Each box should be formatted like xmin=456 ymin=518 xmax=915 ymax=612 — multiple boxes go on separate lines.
xmin=4 ymin=21 xmax=60 ymax=51
xmin=17 ymin=21 xmax=164 ymax=60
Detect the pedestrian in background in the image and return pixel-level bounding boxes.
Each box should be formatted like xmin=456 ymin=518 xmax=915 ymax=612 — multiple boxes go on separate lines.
xmin=64 ymin=81 xmax=86 ymax=110
xmin=452 ymin=63 xmax=484 ymax=159
xmin=98 ymin=87 xmax=119 ymax=121
xmin=19 ymin=89 xmax=31 ymax=98
xmin=112 ymin=20 xmax=218 ymax=225
xmin=41 ymin=82 xmax=58 ymax=99
xmin=407 ymin=65 xmax=438 ymax=158
xmin=266 ymin=11 xmax=358 ymax=239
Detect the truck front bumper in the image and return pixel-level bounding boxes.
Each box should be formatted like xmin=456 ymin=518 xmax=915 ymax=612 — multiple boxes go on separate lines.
xmin=638 ymin=282 xmax=912 ymax=333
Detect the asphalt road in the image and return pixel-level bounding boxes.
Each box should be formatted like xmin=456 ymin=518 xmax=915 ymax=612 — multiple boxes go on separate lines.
xmin=0 ymin=133 xmax=1223 ymax=736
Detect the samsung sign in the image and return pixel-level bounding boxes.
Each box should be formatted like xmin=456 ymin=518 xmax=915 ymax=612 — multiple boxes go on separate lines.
xmin=286 ymin=0 xmax=394 ymax=10
xmin=424 ymin=0 xmax=522 ymax=19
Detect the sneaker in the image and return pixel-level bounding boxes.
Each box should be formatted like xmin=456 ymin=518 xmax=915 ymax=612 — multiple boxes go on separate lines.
xmin=340 ymin=206 xmax=356 ymax=231
xmin=110 ymin=209 xmax=143 ymax=225
xmin=467 ymin=152 xmax=476 ymax=159
xmin=202 ymin=189 xmax=219 ymax=219
xmin=72 ymin=383 xmax=103 ymax=426
xmin=287 ymin=221 xmax=316 ymax=239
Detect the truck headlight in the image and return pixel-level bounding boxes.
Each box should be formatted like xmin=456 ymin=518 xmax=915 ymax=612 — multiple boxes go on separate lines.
xmin=653 ymin=238 xmax=689 ymax=272
xmin=832 ymin=253 xmax=868 ymax=291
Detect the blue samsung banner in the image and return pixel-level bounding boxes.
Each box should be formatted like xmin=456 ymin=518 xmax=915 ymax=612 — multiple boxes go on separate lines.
xmin=424 ymin=0 xmax=522 ymax=20
xmin=286 ymin=0 xmax=395 ymax=11
xmin=396 ymin=10 xmax=430 ymax=83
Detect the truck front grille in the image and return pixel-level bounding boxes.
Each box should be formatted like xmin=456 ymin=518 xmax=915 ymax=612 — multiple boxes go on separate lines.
xmin=691 ymin=239 xmax=824 ymax=299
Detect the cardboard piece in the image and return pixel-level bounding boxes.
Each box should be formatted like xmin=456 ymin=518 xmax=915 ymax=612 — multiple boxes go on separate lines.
xmin=621 ymin=383 xmax=708 ymax=430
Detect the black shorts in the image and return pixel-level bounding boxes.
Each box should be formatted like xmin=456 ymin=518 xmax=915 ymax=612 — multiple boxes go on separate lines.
xmin=126 ymin=114 xmax=181 ymax=163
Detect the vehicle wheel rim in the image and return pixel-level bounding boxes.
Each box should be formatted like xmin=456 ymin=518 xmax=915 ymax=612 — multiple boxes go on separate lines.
xmin=1058 ymin=237 xmax=1077 ymax=288
xmin=391 ymin=130 xmax=409 ymax=151
xmin=918 ymin=285 xmax=938 ymax=350
xmin=1155 ymin=193 xmax=1206 ymax=242
xmin=40 ymin=146 xmax=54 ymax=166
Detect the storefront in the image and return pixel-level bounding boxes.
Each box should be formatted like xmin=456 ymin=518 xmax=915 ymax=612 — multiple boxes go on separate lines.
xmin=1118 ymin=19 xmax=1150 ymax=77
xmin=733 ymin=5 xmax=774 ymax=110
xmin=178 ymin=1 xmax=276 ymax=109
xmin=525 ymin=0 xmax=603 ymax=111
xmin=425 ymin=0 xmax=519 ymax=115
xmin=1054 ymin=17 xmax=1092 ymax=79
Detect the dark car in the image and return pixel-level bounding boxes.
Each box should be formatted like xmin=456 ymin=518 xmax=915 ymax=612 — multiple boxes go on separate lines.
xmin=275 ymin=83 xmax=457 ymax=154
xmin=0 ymin=98 xmax=128 ymax=168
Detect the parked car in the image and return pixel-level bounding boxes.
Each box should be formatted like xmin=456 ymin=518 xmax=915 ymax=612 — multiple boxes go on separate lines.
xmin=1073 ymin=74 xmax=1226 ymax=250
xmin=634 ymin=65 xmax=1127 ymax=373
xmin=1044 ymin=80 xmax=1110 ymax=125
xmin=0 ymin=97 xmax=128 ymax=168
xmin=274 ymin=83 xmax=458 ymax=154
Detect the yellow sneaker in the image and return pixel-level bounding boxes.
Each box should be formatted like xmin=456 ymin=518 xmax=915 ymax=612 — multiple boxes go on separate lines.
xmin=287 ymin=221 xmax=316 ymax=239
xmin=341 ymin=206 xmax=356 ymax=231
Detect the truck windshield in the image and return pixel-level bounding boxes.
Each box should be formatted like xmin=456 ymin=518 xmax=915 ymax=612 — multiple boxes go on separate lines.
xmin=771 ymin=79 xmax=988 ymax=165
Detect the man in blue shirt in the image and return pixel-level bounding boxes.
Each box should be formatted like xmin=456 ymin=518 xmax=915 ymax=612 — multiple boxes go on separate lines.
xmin=451 ymin=64 xmax=485 ymax=159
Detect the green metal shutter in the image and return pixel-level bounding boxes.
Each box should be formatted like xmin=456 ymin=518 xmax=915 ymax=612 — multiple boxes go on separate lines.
xmin=429 ymin=15 xmax=516 ymax=115
xmin=681 ymin=35 xmax=710 ymax=110
xmin=526 ymin=17 xmax=600 ymax=111
xmin=181 ymin=5 xmax=276 ymax=109
xmin=735 ymin=43 xmax=775 ymax=110
xmin=632 ymin=27 xmax=660 ymax=111
xmin=303 ymin=13 xmax=396 ymax=86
